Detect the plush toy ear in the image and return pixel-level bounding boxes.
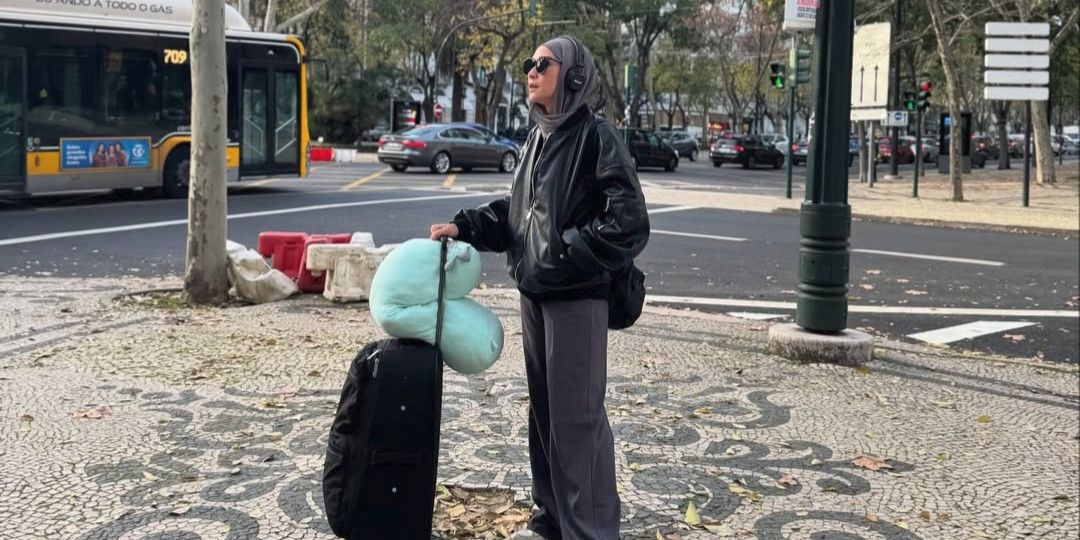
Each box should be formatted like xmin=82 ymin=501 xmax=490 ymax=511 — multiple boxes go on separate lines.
xmin=445 ymin=239 xmax=472 ymax=271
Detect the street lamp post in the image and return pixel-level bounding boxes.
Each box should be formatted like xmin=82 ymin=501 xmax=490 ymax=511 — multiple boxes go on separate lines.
xmin=797 ymin=0 xmax=856 ymax=333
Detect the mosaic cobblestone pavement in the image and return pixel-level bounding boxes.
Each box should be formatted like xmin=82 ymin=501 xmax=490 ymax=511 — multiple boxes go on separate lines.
xmin=1 ymin=277 xmax=1077 ymax=539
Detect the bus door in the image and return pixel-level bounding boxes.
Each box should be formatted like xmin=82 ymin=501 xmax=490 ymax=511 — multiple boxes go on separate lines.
xmin=0 ymin=47 xmax=25 ymax=191
xmin=240 ymin=65 xmax=300 ymax=176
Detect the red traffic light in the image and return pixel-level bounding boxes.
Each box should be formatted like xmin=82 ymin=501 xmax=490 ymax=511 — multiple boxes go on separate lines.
xmin=919 ymin=80 xmax=932 ymax=92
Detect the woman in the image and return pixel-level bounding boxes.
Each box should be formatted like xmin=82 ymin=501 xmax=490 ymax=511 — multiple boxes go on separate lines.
xmin=430 ymin=36 xmax=649 ymax=540
xmin=91 ymin=144 xmax=107 ymax=168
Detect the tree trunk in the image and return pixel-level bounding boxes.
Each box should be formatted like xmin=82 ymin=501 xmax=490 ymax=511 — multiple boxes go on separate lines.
xmin=186 ymin=0 xmax=229 ymax=305
xmin=994 ymin=101 xmax=1010 ymax=169
xmin=262 ymin=0 xmax=277 ymax=32
xmin=1032 ymin=100 xmax=1056 ymax=184
xmin=925 ymin=0 xmax=963 ymax=201
xmin=451 ymin=69 xmax=465 ymax=122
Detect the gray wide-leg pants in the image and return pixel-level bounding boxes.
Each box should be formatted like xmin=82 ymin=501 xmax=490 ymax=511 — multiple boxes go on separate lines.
xmin=519 ymin=295 xmax=620 ymax=540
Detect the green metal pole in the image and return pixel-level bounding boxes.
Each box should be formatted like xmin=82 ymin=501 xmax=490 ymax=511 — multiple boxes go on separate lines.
xmin=786 ymin=39 xmax=797 ymax=199
xmin=796 ymin=0 xmax=855 ymax=333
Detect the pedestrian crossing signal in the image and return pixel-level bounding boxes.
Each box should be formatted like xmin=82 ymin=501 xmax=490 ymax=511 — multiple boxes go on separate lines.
xmin=770 ymin=63 xmax=786 ymax=90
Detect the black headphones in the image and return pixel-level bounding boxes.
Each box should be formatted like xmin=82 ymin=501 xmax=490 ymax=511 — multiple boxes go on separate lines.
xmin=563 ymin=36 xmax=587 ymax=92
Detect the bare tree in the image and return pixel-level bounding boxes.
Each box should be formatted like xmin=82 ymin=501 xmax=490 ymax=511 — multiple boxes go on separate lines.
xmin=185 ymin=0 xmax=230 ymax=304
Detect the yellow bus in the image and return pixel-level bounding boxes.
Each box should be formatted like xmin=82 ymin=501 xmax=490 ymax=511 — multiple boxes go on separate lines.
xmin=0 ymin=0 xmax=309 ymax=198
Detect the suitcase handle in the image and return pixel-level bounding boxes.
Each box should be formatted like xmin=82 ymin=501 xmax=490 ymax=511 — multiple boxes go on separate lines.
xmin=371 ymin=450 xmax=423 ymax=468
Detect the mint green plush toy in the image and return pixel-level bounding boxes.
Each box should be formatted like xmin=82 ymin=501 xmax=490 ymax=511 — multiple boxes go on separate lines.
xmin=369 ymin=239 xmax=504 ymax=374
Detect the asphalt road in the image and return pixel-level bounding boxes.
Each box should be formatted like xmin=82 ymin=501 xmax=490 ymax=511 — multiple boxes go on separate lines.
xmin=2 ymin=159 xmax=1076 ymax=363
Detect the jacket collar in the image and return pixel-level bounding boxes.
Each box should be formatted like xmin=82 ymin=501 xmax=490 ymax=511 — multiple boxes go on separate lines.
xmin=550 ymin=105 xmax=593 ymax=137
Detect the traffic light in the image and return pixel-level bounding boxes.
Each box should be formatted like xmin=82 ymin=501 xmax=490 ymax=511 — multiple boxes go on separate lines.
xmin=792 ymin=48 xmax=812 ymax=84
xmin=917 ymin=80 xmax=932 ymax=111
xmin=770 ymin=62 xmax=786 ymax=90
xmin=903 ymin=91 xmax=917 ymax=111
xmin=527 ymin=0 xmax=536 ymax=17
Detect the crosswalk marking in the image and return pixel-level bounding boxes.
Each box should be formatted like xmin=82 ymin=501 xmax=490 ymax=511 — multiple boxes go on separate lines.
xmin=652 ymin=229 xmax=747 ymax=242
xmin=648 ymin=205 xmax=697 ymax=215
xmin=340 ymin=168 xmax=390 ymax=191
xmin=853 ymin=248 xmax=1005 ymax=267
xmin=727 ymin=312 xmax=788 ymax=320
xmin=907 ymin=321 xmax=1036 ymax=345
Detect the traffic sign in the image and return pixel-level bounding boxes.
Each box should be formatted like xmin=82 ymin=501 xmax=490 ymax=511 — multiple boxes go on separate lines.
xmin=782 ymin=0 xmax=818 ymax=32
xmin=850 ymin=22 xmax=891 ymax=121
xmin=983 ymin=22 xmax=1049 ymax=102
xmin=883 ymin=110 xmax=908 ymax=127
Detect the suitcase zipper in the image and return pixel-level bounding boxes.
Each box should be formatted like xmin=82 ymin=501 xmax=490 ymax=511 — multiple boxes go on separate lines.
xmin=369 ymin=347 xmax=382 ymax=379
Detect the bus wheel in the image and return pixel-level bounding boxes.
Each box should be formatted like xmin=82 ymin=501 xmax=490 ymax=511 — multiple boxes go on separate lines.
xmin=163 ymin=147 xmax=191 ymax=199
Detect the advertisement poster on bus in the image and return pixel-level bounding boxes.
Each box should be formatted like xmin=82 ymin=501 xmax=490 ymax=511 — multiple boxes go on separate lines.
xmin=61 ymin=138 xmax=151 ymax=170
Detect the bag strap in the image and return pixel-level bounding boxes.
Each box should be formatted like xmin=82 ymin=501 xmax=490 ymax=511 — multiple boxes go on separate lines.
xmin=435 ymin=236 xmax=448 ymax=349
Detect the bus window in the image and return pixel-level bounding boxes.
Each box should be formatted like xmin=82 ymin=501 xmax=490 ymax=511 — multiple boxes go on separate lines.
xmin=100 ymin=49 xmax=159 ymax=128
xmin=161 ymin=62 xmax=191 ymax=125
xmin=274 ymin=71 xmax=298 ymax=164
xmin=27 ymin=47 xmax=97 ymax=145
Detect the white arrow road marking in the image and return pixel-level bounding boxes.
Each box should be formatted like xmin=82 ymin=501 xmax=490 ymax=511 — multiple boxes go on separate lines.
xmin=907 ymin=321 xmax=1037 ymax=345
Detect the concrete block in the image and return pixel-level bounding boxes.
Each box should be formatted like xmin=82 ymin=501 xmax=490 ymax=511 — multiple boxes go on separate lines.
xmin=767 ymin=323 xmax=873 ymax=366
xmin=225 ymin=240 xmax=299 ymax=304
xmin=350 ymin=232 xmax=375 ymax=248
xmin=305 ymin=242 xmax=398 ymax=303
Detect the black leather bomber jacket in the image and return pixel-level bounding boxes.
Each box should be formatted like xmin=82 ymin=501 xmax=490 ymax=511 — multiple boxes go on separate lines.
xmin=452 ymin=105 xmax=650 ymax=302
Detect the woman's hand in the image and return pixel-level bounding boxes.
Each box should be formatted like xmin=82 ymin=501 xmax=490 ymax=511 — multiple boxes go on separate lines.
xmin=429 ymin=223 xmax=460 ymax=240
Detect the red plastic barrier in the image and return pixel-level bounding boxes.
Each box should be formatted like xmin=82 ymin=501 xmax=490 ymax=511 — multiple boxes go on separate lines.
xmin=257 ymin=232 xmax=309 ymax=280
xmin=296 ymin=233 xmax=353 ymax=293
xmin=309 ymin=147 xmax=334 ymax=162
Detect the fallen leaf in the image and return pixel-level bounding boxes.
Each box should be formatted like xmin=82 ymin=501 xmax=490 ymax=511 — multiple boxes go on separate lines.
xmin=724 ymin=447 xmax=738 ymax=456
xmin=859 ymin=284 xmax=875 ymax=290
xmin=935 ymin=453 xmax=951 ymax=462
xmin=905 ymin=290 xmax=928 ymax=296
xmin=865 ymin=514 xmax=879 ymax=522
xmin=920 ymin=511 xmax=932 ymax=522
xmin=142 ymin=471 xmax=160 ymax=482
xmin=448 ymin=504 xmax=466 ymax=518
xmin=894 ymin=519 xmax=909 ymax=530
xmin=896 ymin=278 xmax=910 ymax=283
xmin=1029 ymin=516 xmax=1050 ymax=524
xmin=977 ymin=415 xmax=991 ymax=424
xmin=684 ymin=501 xmax=701 ymax=526
xmin=19 ymin=414 xmax=33 ymax=423
xmin=777 ymin=474 xmax=798 ymax=486
xmin=73 ymin=405 xmax=112 ymax=420
xmin=855 ymin=366 xmax=871 ymax=376
xmin=810 ymin=458 xmax=823 ymax=466
xmin=731 ymin=423 xmax=746 ymax=429
xmin=169 ymin=504 xmax=192 ymax=515
xmin=852 ymin=454 xmax=892 ymax=471
xmin=267 ymin=432 xmax=283 ymax=442
xmin=937 ymin=512 xmax=951 ymax=521
xmin=656 ymin=531 xmax=665 ymax=540
xmin=1051 ymin=495 xmax=1072 ymax=501
xmin=865 ymin=269 xmax=881 ymax=275
xmin=306 ymin=370 xmax=321 ymax=377
xmin=1002 ymin=334 xmax=1026 ymax=342
xmin=796 ymin=511 xmax=809 ymax=517
xmin=931 ymin=400 xmax=955 ymax=409
xmin=229 ymin=467 xmax=240 ymax=476
xmin=259 ymin=398 xmax=284 ymax=409
xmin=703 ymin=521 xmax=734 ymax=536
xmin=865 ymin=432 xmax=879 ymax=440
xmin=973 ymin=530 xmax=993 ymax=538
xmin=694 ymin=407 xmax=713 ymax=416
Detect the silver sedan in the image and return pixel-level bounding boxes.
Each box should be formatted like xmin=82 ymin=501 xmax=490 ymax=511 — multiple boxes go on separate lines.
xmin=377 ymin=124 xmax=520 ymax=174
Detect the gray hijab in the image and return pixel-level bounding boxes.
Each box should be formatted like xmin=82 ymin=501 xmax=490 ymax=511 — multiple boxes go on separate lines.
xmin=528 ymin=36 xmax=601 ymax=138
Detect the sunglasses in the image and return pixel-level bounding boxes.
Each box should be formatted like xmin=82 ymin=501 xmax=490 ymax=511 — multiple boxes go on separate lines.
xmin=523 ymin=56 xmax=559 ymax=75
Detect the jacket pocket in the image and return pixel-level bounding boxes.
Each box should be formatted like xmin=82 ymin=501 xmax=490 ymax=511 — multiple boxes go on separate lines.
xmin=323 ymin=432 xmax=369 ymax=537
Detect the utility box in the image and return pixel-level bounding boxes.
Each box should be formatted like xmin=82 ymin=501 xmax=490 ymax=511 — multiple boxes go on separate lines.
xmin=938 ymin=112 xmax=972 ymax=173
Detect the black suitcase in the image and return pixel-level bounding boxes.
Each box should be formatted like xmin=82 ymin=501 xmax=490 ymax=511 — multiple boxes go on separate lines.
xmin=323 ymin=238 xmax=448 ymax=539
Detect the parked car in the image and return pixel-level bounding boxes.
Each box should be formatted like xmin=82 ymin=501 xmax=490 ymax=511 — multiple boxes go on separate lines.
xmin=1060 ymin=134 xmax=1079 ymax=156
xmin=463 ymin=123 xmax=521 ymax=152
xmin=660 ymin=130 xmax=701 ymax=161
xmin=1007 ymin=134 xmax=1027 ymax=157
xmin=377 ymin=124 xmax=520 ymax=174
xmin=912 ymin=137 xmax=939 ymax=163
xmin=791 ymin=139 xmax=855 ymax=167
xmin=878 ymin=137 xmax=915 ymax=164
xmin=710 ymin=135 xmax=785 ymax=169
xmin=971 ymin=136 xmax=1000 ymax=160
xmin=791 ymin=140 xmax=809 ymax=165
xmin=761 ymin=134 xmax=791 ymax=156
xmin=621 ymin=128 xmax=680 ymax=171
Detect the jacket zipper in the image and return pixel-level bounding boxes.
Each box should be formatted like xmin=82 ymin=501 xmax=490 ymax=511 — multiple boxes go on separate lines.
xmin=514 ymin=137 xmax=543 ymax=283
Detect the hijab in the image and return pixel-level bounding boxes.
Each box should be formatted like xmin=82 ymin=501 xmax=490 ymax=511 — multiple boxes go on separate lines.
xmin=527 ymin=35 xmax=601 ymax=137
